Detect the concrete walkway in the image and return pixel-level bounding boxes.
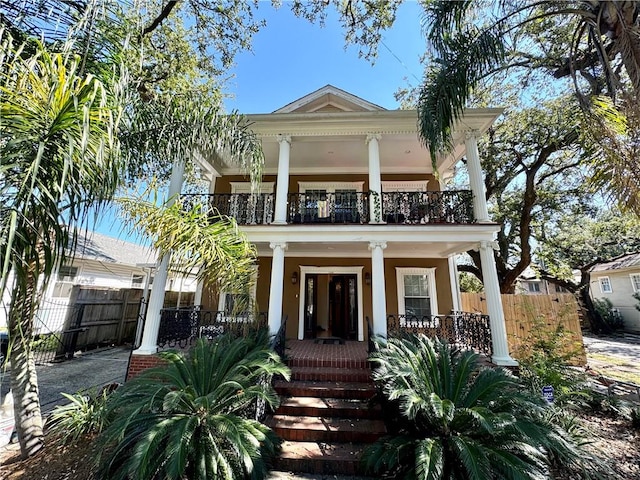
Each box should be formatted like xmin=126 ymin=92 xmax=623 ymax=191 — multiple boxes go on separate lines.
xmin=0 ymin=346 xmax=131 ymax=413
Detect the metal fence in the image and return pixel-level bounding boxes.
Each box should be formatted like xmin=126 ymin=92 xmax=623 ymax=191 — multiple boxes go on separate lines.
xmin=158 ymin=307 xmax=268 ymax=349
xmin=386 ymin=312 xmax=493 ymax=357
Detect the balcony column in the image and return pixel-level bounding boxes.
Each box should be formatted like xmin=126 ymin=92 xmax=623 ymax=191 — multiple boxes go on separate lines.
xmin=267 ymin=242 xmax=287 ymax=335
xmin=135 ymin=159 xmax=185 ymax=355
xmin=273 ymin=135 xmax=291 ymax=224
xmin=464 ymin=131 xmax=490 ymax=222
xmin=479 ymin=241 xmax=517 ymax=366
xmin=448 ymin=255 xmax=461 ymax=312
xmin=193 ymin=175 xmax=218 ymax=306
xmin=369 ymin=241 xmax=388 ymax=337
xmin=367 ymin=133 xmax=383 ymax=223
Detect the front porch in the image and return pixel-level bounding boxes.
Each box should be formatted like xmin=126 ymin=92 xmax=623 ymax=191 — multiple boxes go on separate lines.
xmin=154 ymin=308 xmax=493 ymax=358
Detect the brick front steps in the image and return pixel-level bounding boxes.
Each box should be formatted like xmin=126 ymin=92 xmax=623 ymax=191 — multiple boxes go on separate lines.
xmin=268 ymin=341 xmax=385 ymax=476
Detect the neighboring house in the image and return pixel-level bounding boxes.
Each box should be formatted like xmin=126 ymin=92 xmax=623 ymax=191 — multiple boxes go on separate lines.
xmin=0 ymin=231 xmax=197 ymax=334
xmin=516 ymin=267 xmax=569 ymax=295
xmin=135 ymin=84 xmax=517 ymax=366
xmin=590 ymin=252 xmax=640 ymax=332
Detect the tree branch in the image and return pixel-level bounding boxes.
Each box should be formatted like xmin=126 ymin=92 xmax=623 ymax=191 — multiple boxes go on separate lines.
xmin=142 ymin=1 xmax=179 ymax=37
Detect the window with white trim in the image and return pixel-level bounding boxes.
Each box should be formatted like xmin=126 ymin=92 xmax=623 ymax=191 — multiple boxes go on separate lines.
xmin=131 ymin=274 xmax=145 ymax=288
xmin=396 ymin=268 xmax=438 ymax=318
xmin=218 ymin=268 xmax=258 ymax=318
xmin=51 ymin=266 xmax=78 ymax=298
xmin=598 ymin=276 xmax=613 ymax=293
xmin=630 ymin=273 xmax=640 ymax=293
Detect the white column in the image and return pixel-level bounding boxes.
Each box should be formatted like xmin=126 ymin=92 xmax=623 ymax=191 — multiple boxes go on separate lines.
xmin=267 ymin=242 xmax=287 ymax=335
xmin=273 ymin=135 xmax=291 ymax=224
xmin=208 ymin=175 xmax=217 ymax=194
xmin=194 ymin=281 xmax=204 ymax=306
xmin=465 ymin=131 xmax=490 ymax=222
xmin=369 ymin=241 xmax=388 ymax=337
xmin=479 ymin=241 xmax=517 ymax=366
xmin=367 ymin=133 xmax=383 ymax=223
xmin=192 ymin=175 xmax=217 ymax=307
xmin=448 ymin=255 xmax=461 ymax=312
xmin=135 ymin=160 xmax=186 ymax=354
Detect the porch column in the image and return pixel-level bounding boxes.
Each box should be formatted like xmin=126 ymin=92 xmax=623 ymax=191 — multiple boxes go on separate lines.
xmin=369 ymin=241 xmax=387 ymax=337
xmin=135 ymin=159 xmax=185 ymax=355
xmin=193 ymin=175 xmax=218 ymax=306
xmin=464 ymin=131 xmax=490 ymax=222
xmin=479 ymin=241 xmax=517 ymax=366
xmin=448 ymin=255 xmax=462 ymax=312
xmin=273 ymin=135 xmax=291 ymax=224
xmin=268 ymin=242 xmax=287 ymax=335
xmin=367 ymin=133 xmax=383 ymax=223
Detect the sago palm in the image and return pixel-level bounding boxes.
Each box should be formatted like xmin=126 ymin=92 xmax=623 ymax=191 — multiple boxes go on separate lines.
xmin=96 ymin=332 xmax=290 ymax=480
xmin=364 ymin=334 xmax=599 ymax=479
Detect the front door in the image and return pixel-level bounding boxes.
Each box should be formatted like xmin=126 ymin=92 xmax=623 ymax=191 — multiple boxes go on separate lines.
xmin=329 ymin=275 xmax=357 ymax=340
xmin=303 ymin=275 xmax=318 ymax=339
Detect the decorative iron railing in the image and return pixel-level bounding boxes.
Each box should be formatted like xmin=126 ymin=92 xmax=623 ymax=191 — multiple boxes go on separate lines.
xmin=180 ymin=190 xmax=475 ymax=226
xmin=287 ymin=192 xmax=369 ymax=224
xmin=382 ymin=190 xmax=474 ymax=224
xmin=366 ymin=316 xmax=377 ymax=354
xmin=157 ymin=307 xmax=268 ymax=349
xmin=181 ymin=193 xmax=275 ymax=225
xmin=271 ymin=315 xmax=287 ymax=360
xmin=387 ymin=312 xmax=492 ymax=356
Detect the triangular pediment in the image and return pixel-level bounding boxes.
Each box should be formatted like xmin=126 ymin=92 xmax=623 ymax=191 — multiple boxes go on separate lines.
xmin=274 ymin=85 xmax=386 ymax=113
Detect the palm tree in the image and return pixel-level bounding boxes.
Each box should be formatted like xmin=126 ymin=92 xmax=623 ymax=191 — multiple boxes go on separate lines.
xmin=418 ymin=1 xmax=640 ymax=213
xmin=96 ymin=333 xmax=290 ymax=480
xmin=364 ymin=334 xmax=600 ymax=479
xmin=0 ymin=33 xmax=123 ymax=457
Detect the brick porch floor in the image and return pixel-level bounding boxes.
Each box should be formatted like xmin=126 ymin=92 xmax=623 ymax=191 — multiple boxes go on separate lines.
xmin=285 ymin=340 xmax=369 ymax=368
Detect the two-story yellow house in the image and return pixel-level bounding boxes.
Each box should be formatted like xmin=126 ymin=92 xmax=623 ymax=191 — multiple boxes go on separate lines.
xmin=130 ymin=85 xmax=516 ymax=373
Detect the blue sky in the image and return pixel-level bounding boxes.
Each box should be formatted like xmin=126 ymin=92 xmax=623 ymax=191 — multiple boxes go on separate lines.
xmin=223 ymin=1 xmax=426 ymax=113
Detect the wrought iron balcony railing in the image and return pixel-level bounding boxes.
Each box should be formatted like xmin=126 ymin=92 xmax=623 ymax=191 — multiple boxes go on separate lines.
xmin=287 ymin=192 xmax=369 ymax=224
xmin=387 ymin=311 xmax=492 ymax=356
xmin=180 ymin=190 xmax=475 ymax=226
xmin=382 ymin=190 xmax=474 ymax=224
xmin=158 ymin=307 xmax=267 ymax=349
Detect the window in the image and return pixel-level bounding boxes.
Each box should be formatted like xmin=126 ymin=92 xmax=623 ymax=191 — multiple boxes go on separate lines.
xmin=599 ymin=276 xmax=613 ymax=293
xmin=51 ymin=266 xmax=78 ymax=298
xmin=630 ymin=274 xmax=640 ymax=293
xmin=131 ymin=274 xmax=145 ymax=288
xmin=218 ymin=269 xmax=258 ymax=317
xmin=529 ymin=282 xmax=541 ymax=293
xmin=396 ymin=268 xmax=438 ymax=318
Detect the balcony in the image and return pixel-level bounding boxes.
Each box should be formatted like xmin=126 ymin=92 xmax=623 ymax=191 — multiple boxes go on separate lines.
xmin=181 ymin=190 xmax=474 ymax=226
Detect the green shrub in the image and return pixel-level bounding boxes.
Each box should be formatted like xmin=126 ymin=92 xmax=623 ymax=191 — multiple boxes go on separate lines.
xmin=364 ymin=334 xmax=602 ymax=479
xmin=48 ymin=386 xmax=113 ymax=444
xmin=96 ymin=331 xmax=290 ymax=480
xmin=513 ymin=317 xmax=591 ymax=407
xmin=593 ymin=298 xmax=624 ymax=331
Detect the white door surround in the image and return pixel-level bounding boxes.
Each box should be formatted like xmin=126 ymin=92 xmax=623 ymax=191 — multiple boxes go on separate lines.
xmin=297 ymin=266 xmax=365 ymax=341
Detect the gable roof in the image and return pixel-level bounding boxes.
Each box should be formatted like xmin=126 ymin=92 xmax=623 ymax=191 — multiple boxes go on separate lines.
xmin=74 ymin=231 xmax=156 ymax=267
xmin=591 ymin=252 xmax=640 ymax=272
xmin=274 ymin=84 xmax=386 ymax=113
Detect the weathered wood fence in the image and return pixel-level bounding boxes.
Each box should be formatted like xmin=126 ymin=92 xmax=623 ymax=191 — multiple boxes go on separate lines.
xmin=461 ymin=293 xmax=586 ymax=364
xmin=57 ymin=287 xmax=194 ymax=355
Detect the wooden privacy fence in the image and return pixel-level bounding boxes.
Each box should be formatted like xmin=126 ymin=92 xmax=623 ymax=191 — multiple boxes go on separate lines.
xmin=58 ymin=287 xmax=194 ymax=354
xmin=461 ymin=293 xmax=586 ymax=365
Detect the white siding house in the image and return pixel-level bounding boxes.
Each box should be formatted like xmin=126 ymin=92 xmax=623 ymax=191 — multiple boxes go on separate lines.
xmin=590 ymin=252 xmax=640 ymax=332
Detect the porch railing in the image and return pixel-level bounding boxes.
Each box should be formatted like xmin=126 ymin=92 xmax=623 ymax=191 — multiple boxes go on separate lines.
xmin=157 ymin=307 xmax=267 ymax=349
xmin=382 ymin=190 xmax=474 ymax=224
xmin=387 ymin=312 xmax=492 ymax=356
xmin=287 ymin=192 xmax=369 ymax=224
xmin=181 ymin=190 xmax=475 ymax=226
xmin=182 ymin=193 xmax=275 ymax=225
